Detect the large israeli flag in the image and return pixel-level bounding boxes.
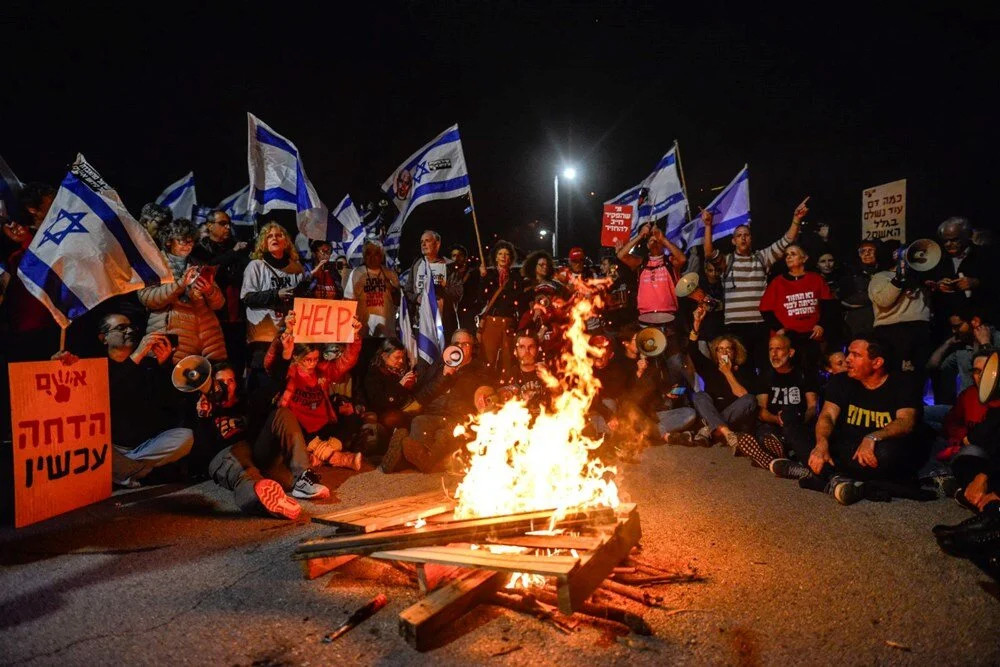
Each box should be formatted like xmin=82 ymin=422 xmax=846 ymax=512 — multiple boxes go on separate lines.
xmin=218 ymin=184 xmax=251 ymax=226
xmin=0 ymin=152 xmax=23 ymax=220
xmin=17 ymin=154 xmax=172 ymax=328
xmin=155 ymin=171 xmax=197 ymax=220
xmin=415 ymin=260 xmax=445 ymax=365
xmin=382 ymin=124 xmax=471 ymax=251
xmin=606 ymin=145 xmax=688 ymax=239
xmin=247 ymin=113 xmax=328 ymax=238
xmin=679 ymin=165 xmax=750 ymax=245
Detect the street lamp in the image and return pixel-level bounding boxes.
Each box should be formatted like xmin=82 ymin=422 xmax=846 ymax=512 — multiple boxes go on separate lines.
xmin=553 ymin=166 xmax=577 ymax=257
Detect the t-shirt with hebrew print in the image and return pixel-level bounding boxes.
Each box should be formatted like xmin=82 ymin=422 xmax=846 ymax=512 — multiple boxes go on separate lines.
xmin=823 ymin=372 xmax=921 ymax=445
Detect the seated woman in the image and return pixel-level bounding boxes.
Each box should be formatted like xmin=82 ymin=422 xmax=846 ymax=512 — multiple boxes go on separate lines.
xmin=689 ymin=307 xmax=757 ymax=449
xmin=256 ymin=314 xmax=364 ymax=500
xmin=137 ymin=218 xmax=227 ymax=364
xmin=363 ymin=338 xmax=418 ymax=434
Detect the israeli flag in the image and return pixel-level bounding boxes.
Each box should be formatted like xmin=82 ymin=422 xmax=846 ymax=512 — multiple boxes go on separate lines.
xmin=155 ymin=171 xmax=197 ymax=220
xmin=331 ymin=194 xmax=364 ymax=241
xmin=17 ymin=154 xmax=172 ymax=328
xmin=416 ymin=260 xmax=445 ymax=365
xmin=607 ymin=145 xmax=688 ymax=239
xmin=679 ymin=165 xmax=750 ymax=245
xmin=247 ymin=113 xmax=327 ymax=239
xmin=382 ymin=124 xmax=471 ymax=251
xmin=398 ymin=294 xmax=418 ymax=365
xmin=218 ymin=185 xmax=252 ymax=226
xmin=0 ymin=152 xmax=23 ymax=220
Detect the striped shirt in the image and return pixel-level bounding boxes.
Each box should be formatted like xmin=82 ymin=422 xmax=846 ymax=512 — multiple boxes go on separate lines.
xmin=718 ymin=235 xmax=793 ymax=325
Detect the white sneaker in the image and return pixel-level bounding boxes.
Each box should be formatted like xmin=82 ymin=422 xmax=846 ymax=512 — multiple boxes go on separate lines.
xmin=291 ymin=470 xmax=331 ymax=500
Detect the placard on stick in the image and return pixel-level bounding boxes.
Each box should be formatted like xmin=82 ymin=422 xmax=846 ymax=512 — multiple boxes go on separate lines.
xmin=601 ymin=204 xmax=634 ymax=247
xmin=10 ymin=358 xmax=111 ymax=528
xmin=861 ymin=179 xmax=906 ymax=243
xmin=291 ymin=298 xmax=358 ymax=343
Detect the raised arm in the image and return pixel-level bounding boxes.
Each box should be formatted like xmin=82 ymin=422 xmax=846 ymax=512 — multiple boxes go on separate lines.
xmin=701 ymin=209 xmax=715 ymax=260
xmin=617 ymin=224 xmax=650 ymax=271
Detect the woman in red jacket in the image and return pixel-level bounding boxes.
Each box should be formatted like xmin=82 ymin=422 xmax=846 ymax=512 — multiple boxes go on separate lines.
xmin=759 ymin=244 xmax=836 ymax=375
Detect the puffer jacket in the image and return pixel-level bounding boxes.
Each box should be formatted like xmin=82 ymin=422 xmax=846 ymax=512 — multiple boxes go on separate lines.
xmin=137 ymin=252 xmax=227 ymax=364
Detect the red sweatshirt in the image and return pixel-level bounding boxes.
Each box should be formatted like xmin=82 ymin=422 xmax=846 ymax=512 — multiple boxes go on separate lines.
xmin=938 ymin=386 xmax=1000 ymax=460
xmin=269 ymin=338 xmax=361 ymax=435
xmin=759 ymin=271 xmax=832 ymax=334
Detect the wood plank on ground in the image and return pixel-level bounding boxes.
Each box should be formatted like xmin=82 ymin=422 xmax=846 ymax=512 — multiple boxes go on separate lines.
xmin=556 ymin=505 xmax=641 ymax=614
xmin=485 ymin=534 xmax=605 ymax=551
xmin=370 ymin=545 xmax=579 ymax=576
xmin=293 ymin=506 xmax=615 ymax=560
xmin=399 ymin=569 xmax=506 ymax=651
xmin=299 ymin=554 xmax=357 ymax=580
xmin=416 ymin=563 xmax=476 ymax=593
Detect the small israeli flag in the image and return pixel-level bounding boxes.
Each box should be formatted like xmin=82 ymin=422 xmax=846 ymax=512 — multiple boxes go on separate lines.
xmin=398 ymin=294 xmax=418 ymax=365
xmin=382 ymin=124 xmax=471 ymax=251
xmin=415 ymin=260 xmax=445 ymax=365
xmin=155 ymin=171 xmax=197 ymax=220
xmin=218 ymin=184 xmax=252 ymax=226
xmin=17 ymin=154 xmax=172 ymax=328
xmin=680 ymin=165 xmax=750 ymax=245
xmin=247 ymin=113 xmax=328 ymax=238
xmin=0 ymin=152 xmax=24 ymax=220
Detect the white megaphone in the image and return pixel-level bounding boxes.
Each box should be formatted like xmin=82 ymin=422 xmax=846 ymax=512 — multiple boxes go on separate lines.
xmin=675 ymin=272 xmax=721 ymax=311
xmin=635 ymin=327 xmax=667 ymax=358
xmin=979 ymin=351 xmax=999 ymax=404
xmin=171 ymin=355 xmax=212 ymax=393
xmin=442 ymin=345 xmax=465 ymax=368
xmin=903 ymin=239 xmax=942 ymax=273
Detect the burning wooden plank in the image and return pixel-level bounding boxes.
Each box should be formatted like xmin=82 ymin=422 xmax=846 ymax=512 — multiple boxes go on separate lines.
xmin=398 ymin=569 xmax=506 ymax=651
xmin=292 ymin=506 xmax=615 ymax=560
xmin=370 ymin=545 xmax=580 ymax=577
xmin=311 ymin=490 xmax=455 ymax=533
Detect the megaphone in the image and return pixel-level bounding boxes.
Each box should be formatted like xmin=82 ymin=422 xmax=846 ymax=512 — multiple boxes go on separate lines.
xmin=635 ymin=327 xmax=667 ymax=358
xmin=171 ymin=355 xmax=212 ymax=393
xmin=442 ymin=345 xmax=465 ymax=367
xmin=903 ymin=239 xmax=942 ymax=272
xmin=979 ymin=351 xmax=999 ymax=404
xmin=675 ymin=272 xmax=722 ymax=311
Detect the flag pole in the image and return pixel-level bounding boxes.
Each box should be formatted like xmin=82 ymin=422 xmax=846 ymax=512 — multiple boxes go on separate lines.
xmin=59 ymin=323 xmax=67 ymax=353
xmin=673 ymin=139 xmax=694 ymax=223
xmin=467 ymin=190 xmax=485 ymax=263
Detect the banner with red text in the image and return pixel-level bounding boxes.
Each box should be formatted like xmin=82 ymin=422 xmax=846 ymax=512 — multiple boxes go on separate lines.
xmin=291 ymin=298 xmax=358 ymax=343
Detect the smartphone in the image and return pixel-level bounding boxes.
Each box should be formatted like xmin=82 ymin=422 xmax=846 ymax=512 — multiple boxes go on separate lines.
xmin=166 ymin=333 xmax=179 ymax=348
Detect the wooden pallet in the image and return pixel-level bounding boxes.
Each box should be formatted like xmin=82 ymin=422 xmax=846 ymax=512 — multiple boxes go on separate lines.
xmin=311 ymin=490 xmax=456 ymax=534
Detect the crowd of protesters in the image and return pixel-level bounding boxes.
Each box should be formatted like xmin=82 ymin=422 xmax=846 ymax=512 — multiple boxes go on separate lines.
xmin=2 ymin=184 xmax=999 ymax=573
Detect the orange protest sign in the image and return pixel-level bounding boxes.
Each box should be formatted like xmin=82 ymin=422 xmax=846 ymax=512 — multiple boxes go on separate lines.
xmin=291 ymin=298 xmax=358 ymax=343
xmin=9 ymin=358 xmax=111 ymax=528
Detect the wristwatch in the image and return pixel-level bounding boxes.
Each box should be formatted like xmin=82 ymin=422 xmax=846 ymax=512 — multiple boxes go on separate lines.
xmin=868 ymin=434 xmax=881 ymax=444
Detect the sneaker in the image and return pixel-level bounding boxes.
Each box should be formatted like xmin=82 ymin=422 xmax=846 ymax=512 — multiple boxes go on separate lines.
xmin=723 ymin=431 xmax=742 ymax=456
xmin=380 ymin=428 xmax=409 ymax=473
xmin=769 ymin=458 xmax=812 ymax=480
xmin=254 ymin=479 xmax=302 ymax=520
xmin=665 ymin=431 xmax=693 ymax=446
xmin=925 ymin=474 xmax=959 ymax=500
xmin=291 ymin=470 xmax=331 ymax=500
xmin=327 ymin=451 xmax=363 ymax=471
xmin=828 ymin=476 xmax=865 ymax=506
xmin=113 ymin=477 xmax=142 ymax=489
xmin=692 ymin=426 xmax=712 ymax=448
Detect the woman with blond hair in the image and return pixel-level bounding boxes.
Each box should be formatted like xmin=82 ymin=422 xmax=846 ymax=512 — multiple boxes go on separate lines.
xmin=241 ymin=222 xmax=326 ymax=388
xmin=687 ymin=306 xmax=758 ymax=448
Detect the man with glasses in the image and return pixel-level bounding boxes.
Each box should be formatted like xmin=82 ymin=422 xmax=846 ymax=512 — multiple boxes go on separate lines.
xmin=927 ymin=307 xmax=1000 ymax=404
xmin=196 ymin=210 xmax=250 ymax=373
xmin=447 ymin=244 xmax=480 ymax=331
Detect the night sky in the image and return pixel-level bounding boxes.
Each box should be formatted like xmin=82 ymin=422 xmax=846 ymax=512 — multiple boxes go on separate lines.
xmin=4 ymin=3 xmax=996 ymax=264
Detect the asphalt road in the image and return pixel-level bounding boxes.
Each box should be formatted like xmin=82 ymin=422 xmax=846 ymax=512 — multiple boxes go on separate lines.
xmin=2 ymin=443 xmax=998 ymax=666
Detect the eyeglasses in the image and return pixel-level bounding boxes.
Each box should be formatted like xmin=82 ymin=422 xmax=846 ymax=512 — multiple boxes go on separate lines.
xmin=104 ymin=324 xmax=134 ymax=334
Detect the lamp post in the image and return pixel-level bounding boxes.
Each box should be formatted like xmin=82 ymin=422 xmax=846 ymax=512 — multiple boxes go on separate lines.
xmin=553 ymin=167 xmax=576 ymax=257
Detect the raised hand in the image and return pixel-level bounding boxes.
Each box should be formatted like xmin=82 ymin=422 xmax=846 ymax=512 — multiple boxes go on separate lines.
xmin=793 ymin=196 xmax=810 ymax=223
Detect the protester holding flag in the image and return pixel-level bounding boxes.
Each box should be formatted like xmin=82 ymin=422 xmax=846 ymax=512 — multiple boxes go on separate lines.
xmin=137 ymin=218 xmax=227 ymax=365
xmin=476 ymin=240 xmax=525 ymax=374
xmin=403 ymin=230 xmax=462 ymax=343
xmin=703 ymin=198 xmax=808 ymax=372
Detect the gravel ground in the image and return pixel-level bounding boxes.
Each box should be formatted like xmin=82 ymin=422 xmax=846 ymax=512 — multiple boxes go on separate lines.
xmin=2 ymin=444 xmax=998 ymax=666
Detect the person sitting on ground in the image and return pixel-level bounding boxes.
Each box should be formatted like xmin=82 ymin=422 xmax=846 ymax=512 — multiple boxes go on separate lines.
xmin=934 ymin=350 xmax=1000 ymax=463
xmin=380 ymin=329 xmax=492 ymax=473
xmin=138 ymin=218 xmax=227 ymax=365
xmin=363 ymin=337 xmax=418 ymax=433
xmin=688 ymin=307 xmax=757 ymax=449
xmin=759 ymin=243 xmax=836 ymax=375
xmin=703 ymin=199 xmax=808 ymax=372
xmin=200 ymin=362 xmax=303 ymax=520
xmin=824 ymin=350 xmax=847 ymax=376
xmin=86 ymin=313 xmax=194 ymax=488
xmin=801 ymin=334 xmax=926 ymax=505
xmin=732 ymin=334 xmax=819 ymax=478
xmin=927 ymin=307 xmax=1000 ymax=402
xmin=257 ymin=313 xmax=365 ymax=499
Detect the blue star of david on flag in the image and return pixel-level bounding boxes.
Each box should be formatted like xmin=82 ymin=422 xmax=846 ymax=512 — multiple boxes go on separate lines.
xmin=411 ymin=160 xmax=431 ymax=184
xmin=39 ymin=209 xmax=89 ymax=247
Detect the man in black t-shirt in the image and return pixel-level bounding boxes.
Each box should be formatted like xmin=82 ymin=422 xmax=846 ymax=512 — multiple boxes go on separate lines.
xmin=756 ymin=334 xmax=818 ymax=458
xmin=499 ymin=332 xmax=550 ymax=413
xmin=806 ymin=334 xmax=925 ymax=504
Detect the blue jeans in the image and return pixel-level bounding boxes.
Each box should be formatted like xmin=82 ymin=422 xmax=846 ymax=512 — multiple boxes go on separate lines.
xmin=113 ymin=428 xmax=194 ymax=483
xmin=691 ymin=392 xmax=757 ymax=432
